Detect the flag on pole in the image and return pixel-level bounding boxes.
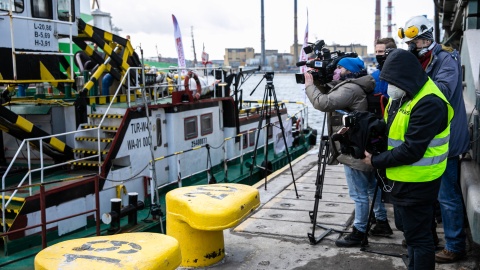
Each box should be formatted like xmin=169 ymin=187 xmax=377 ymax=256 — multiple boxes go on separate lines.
xmin=299 ymin=10 xmax=309 ymax=103
xmin=299 ymin=10 xmax=309 ymax=75
xmin=201 ymin=43 xmax=211 ymax=65
xmin=172 ymin=14 xmax=187 ymax=75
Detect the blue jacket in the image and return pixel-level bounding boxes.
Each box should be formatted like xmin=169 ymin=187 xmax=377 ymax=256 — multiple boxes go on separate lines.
xmin=426 ymin=44 xmax=470 ymax=157
xmin=371 ymin=67 xmax=389 ymax=97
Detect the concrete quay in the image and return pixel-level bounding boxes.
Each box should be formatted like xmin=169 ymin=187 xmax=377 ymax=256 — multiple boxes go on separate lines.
xmin=181 ymin=148 xmax=480 ymax=270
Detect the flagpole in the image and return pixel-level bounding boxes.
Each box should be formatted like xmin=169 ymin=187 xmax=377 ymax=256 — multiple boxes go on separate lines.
xmin=299 ymin=9 xmax=309 ymax=103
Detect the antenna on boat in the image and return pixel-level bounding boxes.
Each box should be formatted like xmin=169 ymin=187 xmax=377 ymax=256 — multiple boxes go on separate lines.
xmin=92 ymin=0 xmax=100 ymax=10
xmin=248 ymin=72 xmax=299 ymax=197
xmin=138 ymin=44 xmax=164 ymax=233
xmin=191 ymin=26 xmax=198 ymax=67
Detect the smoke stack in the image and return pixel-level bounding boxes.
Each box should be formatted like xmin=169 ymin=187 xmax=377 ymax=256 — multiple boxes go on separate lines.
xmin=387 ymin=0 xmax=394 ymax=37
xmin=375 ymin=0 xmax=381 ymax=45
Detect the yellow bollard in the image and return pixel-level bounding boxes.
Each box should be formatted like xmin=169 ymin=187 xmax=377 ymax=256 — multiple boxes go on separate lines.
xmin=34 ymin=232 xmax=181 ymax=270
xmin=166 ymin=183 xmax=260 ymax=267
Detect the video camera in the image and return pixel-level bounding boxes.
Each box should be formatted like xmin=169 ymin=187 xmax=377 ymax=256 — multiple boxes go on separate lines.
xmin=332 ymin=111 xmax=387 ymax=159
xmin=265 ymin=71 xmax=274 ymax=84
xmin=295 ymin=39 xmax=358 ymax=85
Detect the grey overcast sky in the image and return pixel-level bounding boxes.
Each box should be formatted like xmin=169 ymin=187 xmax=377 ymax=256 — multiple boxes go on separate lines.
xmin=95 ymin=0 xmax=434 ymax=61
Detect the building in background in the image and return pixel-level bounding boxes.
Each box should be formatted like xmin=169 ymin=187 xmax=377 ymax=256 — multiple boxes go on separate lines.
xmin=222 ymin=43 xmax=370 ymax=71
xmin=224 ymin=47 xmax=255 ymax=67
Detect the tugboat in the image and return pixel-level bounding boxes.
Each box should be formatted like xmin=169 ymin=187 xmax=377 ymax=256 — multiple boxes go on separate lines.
xmin=0 ymin=0 xmax=316 ymax=267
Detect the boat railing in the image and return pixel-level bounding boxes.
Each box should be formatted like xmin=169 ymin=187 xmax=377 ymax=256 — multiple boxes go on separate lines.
xmin=0 ymin=68 xmax=139 ymax=233
xmin=121 ymin=65 xmax=260 ymax=105
xmin=149 ymin=101 xmax=309 ymax=189
xmin=0 ymin=175 xmax=101 ymax=254
xmin=5 ymin=9 xmax=76 ymax=84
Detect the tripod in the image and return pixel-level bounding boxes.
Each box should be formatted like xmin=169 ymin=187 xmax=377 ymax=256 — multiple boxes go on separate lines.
xmin=308 ymin=112 xmax=350 ymax=244
xmin=249 ymin=72 xmax=298 ymax=197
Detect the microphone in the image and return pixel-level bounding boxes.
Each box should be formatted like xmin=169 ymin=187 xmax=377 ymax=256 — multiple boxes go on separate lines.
xmin=296 ymin=61 xmax=307 ymax=67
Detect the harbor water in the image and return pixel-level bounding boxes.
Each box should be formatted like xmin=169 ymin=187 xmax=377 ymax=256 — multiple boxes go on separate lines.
xmin=240 ymin=73 xmax=326 ymax=137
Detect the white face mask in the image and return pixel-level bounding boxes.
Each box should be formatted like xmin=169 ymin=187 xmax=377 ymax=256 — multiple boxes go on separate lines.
xmin=387 ymin=84 xmax=406 ymax=100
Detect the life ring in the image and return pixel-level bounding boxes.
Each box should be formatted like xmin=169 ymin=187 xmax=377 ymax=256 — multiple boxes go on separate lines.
xmin=184 ymin=71 xmax=202 ymax=99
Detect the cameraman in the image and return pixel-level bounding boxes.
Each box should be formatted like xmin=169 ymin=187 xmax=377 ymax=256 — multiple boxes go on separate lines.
xmin=362 ymin=49 xmax=452 ymax=270
xmin=304 ymin=57 xmax=393 ymax=247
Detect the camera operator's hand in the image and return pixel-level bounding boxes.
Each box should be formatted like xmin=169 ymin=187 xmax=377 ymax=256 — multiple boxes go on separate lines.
xmin=362 ymin=150 xmax=372 ymax=166
xmin=304 ymin=72 xmax=314 ymax=88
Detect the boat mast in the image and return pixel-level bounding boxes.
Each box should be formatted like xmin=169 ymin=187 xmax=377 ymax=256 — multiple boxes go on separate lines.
xmin=191 ymin=26 xmax=197 ymax=67
xmin=92 ymin=0 xmax=100 ymax=10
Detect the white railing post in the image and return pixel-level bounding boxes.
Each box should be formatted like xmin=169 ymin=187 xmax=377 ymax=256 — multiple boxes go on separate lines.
xmin=223 ymin=141 xmax=228 ymax=181
xmin=176 ymin=155 xmax=182 ymax=187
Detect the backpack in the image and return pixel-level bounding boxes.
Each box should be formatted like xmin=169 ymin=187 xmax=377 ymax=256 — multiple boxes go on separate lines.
xmin=366 ymin=92 xmax=388 ymax=119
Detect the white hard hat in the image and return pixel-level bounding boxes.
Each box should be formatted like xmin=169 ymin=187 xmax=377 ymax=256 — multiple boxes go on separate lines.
xmin=398 ymin=15 xmax=433 ymax=42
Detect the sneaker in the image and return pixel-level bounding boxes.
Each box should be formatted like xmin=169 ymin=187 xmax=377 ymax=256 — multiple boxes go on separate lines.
xmin=335 ymin=226 xmax=365 ymax=247
xmin=435 ymin=249 xmax=466 ymax=263
xmin=370 ymin=219 xmax=393 ymax=237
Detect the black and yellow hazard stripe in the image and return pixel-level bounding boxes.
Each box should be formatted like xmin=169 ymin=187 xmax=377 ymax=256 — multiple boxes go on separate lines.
xmin=75 ymin=136 xmax=114 ymax=143
xmin=152 ymin=146 xmax=203 ymax=162
xmin=71 ymin=160 xmax=101 ymax=167
xmin=0 ymin=106 xmax=70 ymax=154
xmin=81 ymin=125 xmax=118 ymax=131
xmin=87 ymin=113 xmax=123 ymax=119
xmin=72 ymin=148 xmax=109 ymax=155
xmin=86 ymin=94 xmax=135 ymax=105
xmin=239 ymin=107 xmax=261 ymax=114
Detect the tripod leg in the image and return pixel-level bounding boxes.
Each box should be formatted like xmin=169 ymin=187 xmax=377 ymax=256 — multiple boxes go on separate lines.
xmin=249 ymin=84 xmax=270 ymax=188
xmin=361 ymin=170 xmax=383 ymax=247
xmin=270 ymin=87 xmax=299 ymax=197
xmin=307 ymin=136 xmax=331 ymax=245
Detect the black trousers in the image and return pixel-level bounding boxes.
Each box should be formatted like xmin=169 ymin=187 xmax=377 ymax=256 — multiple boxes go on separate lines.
xmin=394 ymin=203 xmax=435 ymax=270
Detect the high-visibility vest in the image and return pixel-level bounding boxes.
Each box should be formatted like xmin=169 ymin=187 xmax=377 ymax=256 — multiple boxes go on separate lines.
xmin=384 ymin=78 xmax=453 ymax=182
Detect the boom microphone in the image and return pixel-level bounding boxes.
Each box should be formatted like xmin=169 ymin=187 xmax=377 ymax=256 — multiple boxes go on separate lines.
xmin=296 ymin=61 xmax=307 ymax=67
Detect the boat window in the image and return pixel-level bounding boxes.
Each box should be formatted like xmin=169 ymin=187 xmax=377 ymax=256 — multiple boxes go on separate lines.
xmin=32 ymin=0 xmax=52 ymax=19
xmin=249 ymin=129 xmax=255 ymax=146
xmin=0 ymin=0 xmax=24 ymax=12
xmin=57 ymin=0 xmax=74 ymax=21
xmin=200 ymin=113 xmax=213 ymax=136
xmin=156 ymin=117 xmax=162 ymax=147
xmin=241 ymin=132 xmax=248 ymax=149
xmin=184 ymin=116 xmax=198 ymax=140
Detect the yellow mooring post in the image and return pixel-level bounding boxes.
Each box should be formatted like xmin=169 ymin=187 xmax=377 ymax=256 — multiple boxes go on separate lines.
xmin=34 ymin=232 xmax=181 ymax=270
xmin=166 ymin=183 xmax=260 ymax=267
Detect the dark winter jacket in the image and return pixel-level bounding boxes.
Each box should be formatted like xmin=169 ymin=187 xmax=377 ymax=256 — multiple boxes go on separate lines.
xmin=425 ymin=44 xmax=470 ymax=157
xmin=305 ymin=74 xmax=375 ymax=171
xmin=371 ymin=49 xmax=448 ymax=205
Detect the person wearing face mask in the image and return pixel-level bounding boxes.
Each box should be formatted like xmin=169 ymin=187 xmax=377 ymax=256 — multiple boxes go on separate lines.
xmin=303 ymin=57 xmax=393 ymax=247
xmin=371 ymin=38 xmax=397 ymax=97
xmin=362 ymin=49 xmax=453 ymax=270
xmin=399 ymin=15 xmax=470 ymax=263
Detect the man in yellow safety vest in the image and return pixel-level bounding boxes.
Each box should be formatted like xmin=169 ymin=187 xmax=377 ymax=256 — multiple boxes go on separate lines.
xmin=362 ymin=49 xmax=453 ymax=270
